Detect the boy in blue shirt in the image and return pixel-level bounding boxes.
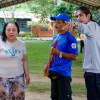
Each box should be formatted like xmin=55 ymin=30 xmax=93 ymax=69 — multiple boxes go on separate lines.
xmin=45 ymin=13 xmax=78 ymax=100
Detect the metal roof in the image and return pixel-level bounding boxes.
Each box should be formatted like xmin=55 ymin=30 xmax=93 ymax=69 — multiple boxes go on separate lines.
xmin=63 ymin=0 xmax=100 ymax=10
xmin=0 ymin=0 xmax=99 ymax=11
xmin=0 ymin=0 xmax=31 ymax=9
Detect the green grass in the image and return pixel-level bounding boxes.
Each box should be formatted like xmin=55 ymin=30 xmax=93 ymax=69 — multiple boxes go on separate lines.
xmin=72 ymin=52 xmax=84 ymax=78
xmin=71 ymin=83 xmax=86 ymax=96
xmin=26 ymin=81 xmax=51 ymax=93
xmin=26 ymin=40 xmax=51 ymax=74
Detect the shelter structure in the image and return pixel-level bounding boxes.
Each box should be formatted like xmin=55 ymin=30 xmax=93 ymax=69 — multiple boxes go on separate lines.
xmin=0 ymin=0 xmax=32 ymax=8
xmin=63 ymin=0 xmax=100 ymax=10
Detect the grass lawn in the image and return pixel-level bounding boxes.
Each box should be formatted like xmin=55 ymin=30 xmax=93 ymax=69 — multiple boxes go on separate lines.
xmin=26 ymin=40 xmax=52 ymax=74
xmin=25 ymin=40 xmax=86 ymax=97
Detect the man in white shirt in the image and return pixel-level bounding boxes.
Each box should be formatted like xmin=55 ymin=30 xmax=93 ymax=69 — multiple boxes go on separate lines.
xmin=67 ymin=6 xmax=100 ymax=100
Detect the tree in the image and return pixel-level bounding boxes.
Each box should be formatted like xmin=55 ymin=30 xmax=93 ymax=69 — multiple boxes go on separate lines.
xmin=52 ymin=1 xmax=78 ymax=21
xmin=91 ymin=10 xmax=99 ymax=22
xmin=1 ymin=6 xmax=15 ymax=22
xmin=25 ymin=0 xmax=57 ymax=23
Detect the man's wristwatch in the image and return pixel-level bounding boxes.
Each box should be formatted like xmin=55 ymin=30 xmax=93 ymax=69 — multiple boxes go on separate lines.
xmin=59 ymin=52 xmax=62 ymax=58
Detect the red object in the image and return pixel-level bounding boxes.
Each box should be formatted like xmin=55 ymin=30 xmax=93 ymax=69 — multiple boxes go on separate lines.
xmin=53 ymin=41 xmax=58 ymax=48
xmin=53 ymin=41 xmax=58 ymax=62
xmin=44 ymin=41 xmax=58 ymax=76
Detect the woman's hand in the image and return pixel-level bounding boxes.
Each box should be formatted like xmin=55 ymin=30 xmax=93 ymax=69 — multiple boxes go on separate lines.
xmin=25 ymin=75 xmax=30 ymax=85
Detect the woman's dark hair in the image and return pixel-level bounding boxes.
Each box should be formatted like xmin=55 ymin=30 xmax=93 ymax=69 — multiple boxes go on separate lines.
xmin=2 ymin=21 xmax=20 ymax=42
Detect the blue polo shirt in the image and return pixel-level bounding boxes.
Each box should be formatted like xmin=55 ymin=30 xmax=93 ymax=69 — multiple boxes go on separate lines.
xmin=49 ymin=32 xmax=78 ymax=77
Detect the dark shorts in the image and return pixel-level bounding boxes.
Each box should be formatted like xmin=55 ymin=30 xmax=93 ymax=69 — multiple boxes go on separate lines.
xmin=49 ymin=71 xmax=72 ymax=100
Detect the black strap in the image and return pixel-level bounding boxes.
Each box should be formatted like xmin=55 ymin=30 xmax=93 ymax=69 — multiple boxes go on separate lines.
xmin=56 ymin=34 xmax=71 ymax=42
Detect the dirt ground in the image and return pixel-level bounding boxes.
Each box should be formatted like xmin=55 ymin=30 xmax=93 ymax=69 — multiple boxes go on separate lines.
xmin=25 ymin=74 xmax=87 ymax=100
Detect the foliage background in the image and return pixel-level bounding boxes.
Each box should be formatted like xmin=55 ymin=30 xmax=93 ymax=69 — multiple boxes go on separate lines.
xmin=1 ymin=0 xmax=98 ymax=23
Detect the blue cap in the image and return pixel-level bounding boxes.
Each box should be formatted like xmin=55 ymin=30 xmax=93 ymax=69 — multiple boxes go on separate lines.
xmin=50 ymin=13 xmax=70 ymax=22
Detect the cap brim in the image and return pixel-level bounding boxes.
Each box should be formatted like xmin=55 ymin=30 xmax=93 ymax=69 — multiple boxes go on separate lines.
xmin=50 ymin=16 xmax=70 ymax=22
xmin=50 ymin=17 xmax=56 ymax=21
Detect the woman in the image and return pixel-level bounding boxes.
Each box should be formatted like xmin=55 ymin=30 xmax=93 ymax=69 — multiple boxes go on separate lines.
xmin=0 ymin=21 xmax=30 ymax=100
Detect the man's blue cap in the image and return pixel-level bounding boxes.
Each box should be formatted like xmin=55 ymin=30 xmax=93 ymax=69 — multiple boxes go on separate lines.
xmin=50 ymin=13 xmax=70 ymax=22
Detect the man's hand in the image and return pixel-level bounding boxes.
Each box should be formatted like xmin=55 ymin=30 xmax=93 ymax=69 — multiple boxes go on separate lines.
xmin=51 ymin=47 xmax=60 ymax=55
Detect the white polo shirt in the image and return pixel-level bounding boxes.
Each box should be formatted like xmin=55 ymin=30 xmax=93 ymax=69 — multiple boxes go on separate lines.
xmin=0 ymin=38 xmax=26 ymax=78
xmin=77 ymin=21 xmax=100 ymax=73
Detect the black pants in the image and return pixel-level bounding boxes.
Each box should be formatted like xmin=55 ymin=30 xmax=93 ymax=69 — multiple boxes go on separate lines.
xmin=51 ymin=74 xmax=72 ymax=100
xmin=80 ymin=40 xmax=84 ymax=53
xmin=84 ymin=72 xmax=100 ymax=100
